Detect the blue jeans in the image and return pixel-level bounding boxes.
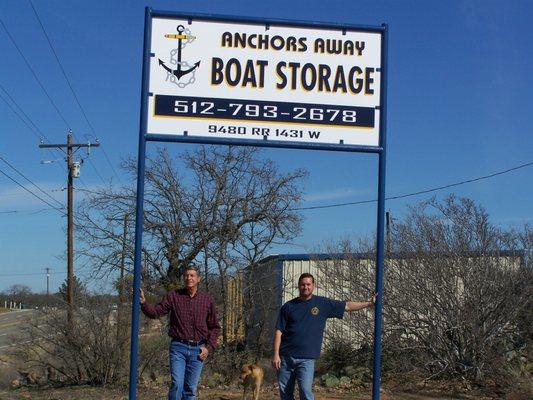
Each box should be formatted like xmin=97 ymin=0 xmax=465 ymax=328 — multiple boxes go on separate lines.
xmin=278 ymin=356 xmax=315 ymax=400
xmin=168 ymin=341 xmax=204 ymax=400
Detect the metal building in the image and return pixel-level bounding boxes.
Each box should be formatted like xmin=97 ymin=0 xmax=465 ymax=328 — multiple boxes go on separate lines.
xmin=228 ymin=250 xmax=527 ymax=353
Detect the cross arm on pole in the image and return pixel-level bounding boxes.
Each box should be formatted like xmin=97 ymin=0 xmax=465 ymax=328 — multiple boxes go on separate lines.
xmin=39 ymin=143 xmax=100 ymax=149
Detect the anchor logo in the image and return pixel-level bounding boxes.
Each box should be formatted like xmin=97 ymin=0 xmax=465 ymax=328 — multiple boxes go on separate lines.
xmin=158 ymin=25 xmax=200 ymax=88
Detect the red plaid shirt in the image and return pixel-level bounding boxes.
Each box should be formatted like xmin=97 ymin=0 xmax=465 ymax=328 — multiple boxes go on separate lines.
xmin=141 ymin=288 xmax=221 ymax=352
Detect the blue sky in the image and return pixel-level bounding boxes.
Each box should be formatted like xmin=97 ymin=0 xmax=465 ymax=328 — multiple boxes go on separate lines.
xmin=0 ymin=0 xmax=531 ymax=293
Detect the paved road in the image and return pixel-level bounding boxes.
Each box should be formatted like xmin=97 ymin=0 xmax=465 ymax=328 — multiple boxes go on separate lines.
xmin=0 ymin=309 xmax=35 ymax=352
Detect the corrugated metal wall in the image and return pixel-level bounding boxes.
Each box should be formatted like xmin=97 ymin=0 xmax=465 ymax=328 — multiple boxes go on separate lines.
xmin=226 ymin=270 xmax=245 ymax=342
xmin=227 ymin=255 xmax=375 ymax=349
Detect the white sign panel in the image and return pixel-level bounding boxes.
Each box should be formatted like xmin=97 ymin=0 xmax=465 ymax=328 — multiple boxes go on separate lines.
xmin=147 ymin=17 xmax=382 ymax=147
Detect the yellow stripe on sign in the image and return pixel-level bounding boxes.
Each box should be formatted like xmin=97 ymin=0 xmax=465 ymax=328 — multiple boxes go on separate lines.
xmin=164 ymin=34 xmax=196 ymax=40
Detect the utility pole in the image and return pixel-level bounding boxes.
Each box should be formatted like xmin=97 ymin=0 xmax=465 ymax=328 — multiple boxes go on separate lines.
xmin=39 ymin=131 xmax=100 ymax=323
xmin=45 ymin=267 xmax=51 ymax=296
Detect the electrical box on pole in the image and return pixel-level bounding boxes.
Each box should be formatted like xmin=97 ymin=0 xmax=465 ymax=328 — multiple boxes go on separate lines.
xmin=72 ymin=161 xmax=81 ymax=178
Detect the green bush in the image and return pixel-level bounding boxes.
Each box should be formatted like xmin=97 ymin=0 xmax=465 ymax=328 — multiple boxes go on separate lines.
xmin=317 ymin=339 xmax=368 ymax=377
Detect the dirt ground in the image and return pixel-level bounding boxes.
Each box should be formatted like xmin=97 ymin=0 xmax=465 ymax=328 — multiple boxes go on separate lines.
xmin=0 ymin=384 xmax=494 ymax=400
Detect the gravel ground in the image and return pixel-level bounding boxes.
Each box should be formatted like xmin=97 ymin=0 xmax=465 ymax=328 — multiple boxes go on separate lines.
xmin=0 ymin=384 xmax=492 ymax=400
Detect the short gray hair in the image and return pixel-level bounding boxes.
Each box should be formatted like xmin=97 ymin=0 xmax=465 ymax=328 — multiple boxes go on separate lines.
xmin=183 ymin=265 xmax=200 ymax=276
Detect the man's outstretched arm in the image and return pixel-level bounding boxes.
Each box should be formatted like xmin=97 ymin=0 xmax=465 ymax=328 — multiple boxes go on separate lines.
xmin=345 ymin=293 xmax=378 ymax=312
xmin=140 ymin=288 xmax=171 ymax=318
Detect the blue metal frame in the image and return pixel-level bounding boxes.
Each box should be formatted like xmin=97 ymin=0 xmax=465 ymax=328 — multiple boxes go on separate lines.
xmin=150 ymin=9 xmax=385 ymax=33
xmin=129 ymin=7 xmax=151 ymax=400
xmin=146 ymin=134 xmax=383 ymax=154
xmin=129 ymin=8 xmax=388 ymax=400
xmin=372 ymin=23 xmax=388 ymax=400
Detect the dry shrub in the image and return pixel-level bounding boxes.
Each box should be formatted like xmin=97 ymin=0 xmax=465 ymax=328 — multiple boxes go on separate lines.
xmin=9 ymin=297 xmax=129 ymax=386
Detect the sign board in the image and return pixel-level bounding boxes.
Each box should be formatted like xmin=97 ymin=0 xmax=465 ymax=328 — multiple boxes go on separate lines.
xmin=147 ymin=17 xmax=382 ymax=147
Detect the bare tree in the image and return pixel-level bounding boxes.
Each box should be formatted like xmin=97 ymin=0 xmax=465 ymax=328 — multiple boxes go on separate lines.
xmin=385 ymin=196 xmax=531 ymax=383
xmin=76 ymin=145 xmax=306 ymax=345
xmin=77 ymin=146 xmax=304 ymax=277
xmin=314 ymin=196 xmax=532 ymax=385
xmin=4 ymin=284 xmax=32 ymax=305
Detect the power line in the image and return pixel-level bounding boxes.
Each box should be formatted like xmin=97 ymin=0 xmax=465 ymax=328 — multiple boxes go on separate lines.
xmin=28 ymin=0 xmax=123 ymax=185
xmin=89 ymin=140 xmax=122 ymax=185
xmin=0 ymin=167 xmax=65 ymax=214
xmin=0 ymin=84 xmax=65 ymax=142
xmin=294 ymin=161 xmax=533 ymax=211
xmin=75 ymin=187 xmax=101 ymax=195
xmin=0 ymin=18 xmax=70 ymax=129
xmin=0 ymin=84 xmax=67 ymax=173
xmin=75 ymin=187 xmax=132 ymax=197
xmin=28 ymin=0 xmax=91 ymax=133
xmin=29 ymin=207 xmax=63 ymax=215
xmin=73 ymin=161 xmax=533 ymax=212
xmin=1 ymin=86 xmax=98 ymax=194
xmin=0 ymin=208 xmax=62 ymax=215
xmin=86 ymin=157 xmax=107 ymax=185
xmin=0 ymin=271 xmax=64 ymax=277
xmin=0 ymin=156 xmax=65 ymax=208
xmin=0 ymin=84 xmax=45 ymax=142
xmin=100 ymin=145 xmax=123 ymax=185
xmin=0 ymin=25 xmax=101 ymax=187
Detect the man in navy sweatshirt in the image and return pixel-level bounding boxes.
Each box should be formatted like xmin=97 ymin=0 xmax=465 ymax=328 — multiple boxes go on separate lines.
xmin=271 ymin=272 xmax=376 ymax=400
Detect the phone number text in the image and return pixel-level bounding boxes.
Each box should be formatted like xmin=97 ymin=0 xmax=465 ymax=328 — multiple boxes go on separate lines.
xmin=154 ymin=95 xmax=375 ymax=128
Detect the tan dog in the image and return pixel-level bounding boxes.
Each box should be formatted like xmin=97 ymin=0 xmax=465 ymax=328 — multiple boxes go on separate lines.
xmin=240 ymin=364 xmax=264 ymax=400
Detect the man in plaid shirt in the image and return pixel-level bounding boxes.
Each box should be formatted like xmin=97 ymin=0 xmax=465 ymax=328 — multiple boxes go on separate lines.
xmin=140 ymin=266 xmax=221 ymax=400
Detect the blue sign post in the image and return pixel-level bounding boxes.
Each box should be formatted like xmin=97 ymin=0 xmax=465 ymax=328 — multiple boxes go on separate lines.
xmin=373 ymin=23 xmax=388 ymax=398
xmin=129 ymin=7 xmax=388 ymax=400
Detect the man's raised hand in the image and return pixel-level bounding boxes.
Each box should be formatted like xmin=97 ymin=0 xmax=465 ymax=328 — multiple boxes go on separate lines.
xmin=371 ymin=292 xmax=378 ymax=306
